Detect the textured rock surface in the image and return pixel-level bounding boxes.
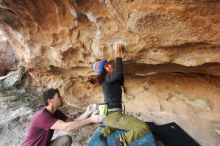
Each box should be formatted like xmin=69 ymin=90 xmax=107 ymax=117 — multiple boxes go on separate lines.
xmin=0 ymin=66 xmax=25 ymax=91
xmin=0 ymin=0 xmax=220 ymax=145
xmin=0 ymin=90 xmax=38 ymax=146
xmin=0 ymin=34 xmax=17 ymax=76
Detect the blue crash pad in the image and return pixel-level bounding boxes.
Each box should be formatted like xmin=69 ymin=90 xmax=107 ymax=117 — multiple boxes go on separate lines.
xmin=87 ymin=127 xmax=156 ymax=146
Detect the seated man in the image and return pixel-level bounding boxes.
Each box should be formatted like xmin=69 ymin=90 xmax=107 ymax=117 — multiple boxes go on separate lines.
xmin=21 ymin=88 xmax=105 ymax=146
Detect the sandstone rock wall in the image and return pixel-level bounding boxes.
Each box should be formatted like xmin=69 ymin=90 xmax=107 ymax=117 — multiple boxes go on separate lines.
xmin=0 ymin=39 xmax=17 ymax=76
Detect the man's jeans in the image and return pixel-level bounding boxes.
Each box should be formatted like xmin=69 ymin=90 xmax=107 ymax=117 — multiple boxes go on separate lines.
xmin=49 ymin=135 xmax=72 ymax=146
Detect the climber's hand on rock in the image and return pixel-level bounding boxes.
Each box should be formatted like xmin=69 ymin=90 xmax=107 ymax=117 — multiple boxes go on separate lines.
xmin=115 ymin=44 xmax=124 ymax=58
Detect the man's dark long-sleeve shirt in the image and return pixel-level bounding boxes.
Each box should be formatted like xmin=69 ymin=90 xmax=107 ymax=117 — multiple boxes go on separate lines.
xmin=101 ymin=57 xmax=124 ymax=109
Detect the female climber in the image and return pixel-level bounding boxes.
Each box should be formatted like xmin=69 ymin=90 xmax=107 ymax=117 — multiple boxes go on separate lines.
xmin=91 ymin=44 xmax=156 ymax=146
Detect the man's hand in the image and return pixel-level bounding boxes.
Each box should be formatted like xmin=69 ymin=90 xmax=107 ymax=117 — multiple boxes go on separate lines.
xmin=85 ymin=104 xmax=97 ymax=116
xmin=89 ymin=114 xmax=106 ymax=123
xmin=75 ymin=104 xmax=97 ymax=121
xmin=114 ymin=44 xmax=124 ymax=58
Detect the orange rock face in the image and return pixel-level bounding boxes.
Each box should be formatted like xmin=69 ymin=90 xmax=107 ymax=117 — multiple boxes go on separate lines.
xmin=0 ymin=0 xmax=220 ymax=145
xmin=0 ymin=38 xmax=17 ymax=75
